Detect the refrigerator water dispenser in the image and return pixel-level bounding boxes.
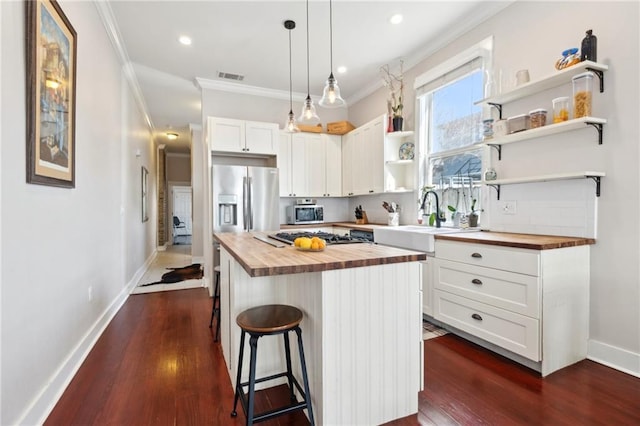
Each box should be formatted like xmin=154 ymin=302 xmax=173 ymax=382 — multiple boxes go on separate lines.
xmin=217 ymin=194 xmax=237 ymax=226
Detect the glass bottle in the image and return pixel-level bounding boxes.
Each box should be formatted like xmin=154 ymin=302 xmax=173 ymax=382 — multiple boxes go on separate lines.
xmin=580 ymin=29 xmax=597 ymax=62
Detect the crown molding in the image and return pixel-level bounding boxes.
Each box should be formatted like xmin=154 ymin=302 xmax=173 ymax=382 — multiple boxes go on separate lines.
xmin=94 ymin=1 xmax=154 ymax=130
xmin=195 ymin=77 xmax=312 ymax=103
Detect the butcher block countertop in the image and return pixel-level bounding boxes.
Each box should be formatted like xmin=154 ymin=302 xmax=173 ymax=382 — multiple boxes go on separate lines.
xmin=215 ymin=231 xmax=427 ymax=277
xmin=435 ymin=231 xmax=595 ymax=250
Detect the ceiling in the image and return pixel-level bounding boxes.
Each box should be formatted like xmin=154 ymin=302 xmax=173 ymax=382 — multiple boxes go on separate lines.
xmin=106 ymin=1 xmax=512 ymax=153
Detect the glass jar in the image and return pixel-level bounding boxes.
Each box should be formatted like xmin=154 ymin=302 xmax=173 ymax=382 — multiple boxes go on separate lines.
xmin=529 ymin=108 xmax=547 ymax=128
xmin=552 ymin=97 xmax=570 ymax=123
xmin=572 ymin=72 xmax=594 ymax=118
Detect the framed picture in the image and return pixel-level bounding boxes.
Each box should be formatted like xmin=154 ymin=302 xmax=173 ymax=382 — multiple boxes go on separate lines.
xmin=25 ymin=0 xmax=77 ymax=188
xmin=141 ymin=166 xmax=149 ymax=222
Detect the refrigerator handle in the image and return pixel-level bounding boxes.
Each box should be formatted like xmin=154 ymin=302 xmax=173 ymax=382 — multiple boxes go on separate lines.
xmin=247 ymin=176 xmax=253 ymax=230
xmin=242 ymin=176 xmax=249 ymax=231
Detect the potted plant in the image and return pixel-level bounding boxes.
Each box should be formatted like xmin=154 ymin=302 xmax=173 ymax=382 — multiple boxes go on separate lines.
xmin=468 ymin=198 xmax=479 ymax=227
xmin=380 ymin=60 xmax=404 ymax=132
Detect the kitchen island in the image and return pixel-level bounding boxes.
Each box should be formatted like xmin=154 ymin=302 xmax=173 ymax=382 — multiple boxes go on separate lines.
xmin=215 ymin=231 xmax=427 ymax=425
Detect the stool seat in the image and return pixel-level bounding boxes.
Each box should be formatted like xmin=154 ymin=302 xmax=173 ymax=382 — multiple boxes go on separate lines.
xmin=236 ymin=304 xmax=302 ymax=334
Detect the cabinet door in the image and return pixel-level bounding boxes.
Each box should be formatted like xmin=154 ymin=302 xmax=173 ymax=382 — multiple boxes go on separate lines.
xmin=323 ymin=134 xmax=342 ymax=197
xmin=245 ymin=121 xmax=278 ymax=155
xmin=305 ymin=134 xmax=325 ymax=197
xmin=351 ymin=128 xmax=368 ymax=195
xmin=368 ymin=117 xmax=385 ymax=193
xmin=210 ymin=117 xmax=244 ymax=153
xmin=422 ymin=259 xmax=434 ymax=316
xmin=290 ymin=133 xmax=308 ymax=197
xmin=341 ymin=132 xmax=354 ymax=196
xmin=278 ymin=132 xmax=292 ymax=197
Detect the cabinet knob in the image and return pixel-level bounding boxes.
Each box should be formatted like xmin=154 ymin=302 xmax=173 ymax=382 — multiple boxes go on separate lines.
xmin=471 ymin=252 xmax=483 ymax=258
xmin=369 ymin=190 xmax=374 ymax=193
xmin=471 ymin=278 xmax=483 ymax=285
xmin=471 ymin=313 xmax=483 ymax=321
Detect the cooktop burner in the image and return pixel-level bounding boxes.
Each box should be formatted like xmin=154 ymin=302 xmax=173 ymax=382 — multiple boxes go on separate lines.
xmin=269 ymin=231 xmax=368 ymax=245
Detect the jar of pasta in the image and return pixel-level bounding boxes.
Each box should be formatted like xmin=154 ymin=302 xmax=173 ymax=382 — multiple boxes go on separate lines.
xmin=572 ymin=72 xmax=594 ymax=118
xmin=552 ymin=97 xmax=570 ymax=123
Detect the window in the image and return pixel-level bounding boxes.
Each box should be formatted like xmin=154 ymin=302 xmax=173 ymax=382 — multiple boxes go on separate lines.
xmin=415 ymin=38 xmax=492 ymax=224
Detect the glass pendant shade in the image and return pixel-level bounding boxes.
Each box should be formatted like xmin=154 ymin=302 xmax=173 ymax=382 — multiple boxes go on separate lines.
xmin=285 ymin=110 xmax=300 ymax=133
xmin=299 ymin=95 xmax=320 ymax=124
xmin=319 ymin=72 xmax=346 ymax=107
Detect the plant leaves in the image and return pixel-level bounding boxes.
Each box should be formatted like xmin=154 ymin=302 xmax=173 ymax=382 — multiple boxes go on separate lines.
xmin=429 ymin=213 xmax=436 ymax=226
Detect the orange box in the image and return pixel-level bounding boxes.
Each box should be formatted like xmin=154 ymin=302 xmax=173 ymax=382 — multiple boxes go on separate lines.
xmin=327 ymin=121 xmax=356 ymax=135
xmin=298 ymin=124 xmax=323 ymax=133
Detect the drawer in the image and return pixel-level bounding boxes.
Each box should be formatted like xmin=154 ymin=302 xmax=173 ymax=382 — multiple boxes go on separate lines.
xmin=435 ymin=240 xmax=540 ymax=276
xmin=433 ymin=259 xmax=540 ymax=317
xmin=434 ymin=290 xmax=540 ymax=361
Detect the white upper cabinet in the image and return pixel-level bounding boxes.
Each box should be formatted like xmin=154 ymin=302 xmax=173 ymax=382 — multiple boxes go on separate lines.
xmin=347 ymin=115 xmax=385 ymax=195
xmin=208 ymin=117 xmax=278 ymax=155
xmin=278 ymin=132 xmax=341 ymax=198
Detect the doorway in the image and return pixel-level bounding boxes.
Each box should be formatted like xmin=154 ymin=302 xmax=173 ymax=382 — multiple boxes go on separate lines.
xmin=171 ymin=185 xmax=192 ymax=245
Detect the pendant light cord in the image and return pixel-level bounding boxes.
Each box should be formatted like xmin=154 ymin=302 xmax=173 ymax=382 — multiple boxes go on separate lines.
xmin=305 ymin=0 xmax=310 ymax=95
xmin=329 ymin=0 xmax=333 ymax=72
xmin=289 ymin=27 xmax=293 ymax=111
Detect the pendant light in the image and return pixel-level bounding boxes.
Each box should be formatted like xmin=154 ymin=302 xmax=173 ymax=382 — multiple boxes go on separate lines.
xmin=298 ymin=0 xmax=320 ymax=124
xmin=319 ymin=0 xmax=346 ymax=108
xmin=283 ymin=20 xmax=300 ymax=133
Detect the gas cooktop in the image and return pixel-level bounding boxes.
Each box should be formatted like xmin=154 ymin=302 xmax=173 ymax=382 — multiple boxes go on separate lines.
xmin=269 ymin=231 xmax=369 ymax=245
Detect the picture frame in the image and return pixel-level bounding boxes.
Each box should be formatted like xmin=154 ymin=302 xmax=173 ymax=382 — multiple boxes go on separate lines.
xmin=25 ymin=0 xmax=77 ymax=188
xmin=141 ymin=166 xmax=149 ymax=222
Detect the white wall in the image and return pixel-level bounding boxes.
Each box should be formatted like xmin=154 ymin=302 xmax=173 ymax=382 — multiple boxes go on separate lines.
xmin=0 ymin=1 xmax=156 ymax=424
xmin=350 ymin=1 xmax=640 ymax=375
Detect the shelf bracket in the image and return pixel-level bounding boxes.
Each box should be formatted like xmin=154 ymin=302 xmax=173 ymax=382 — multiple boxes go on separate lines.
xmin=586 ymin=67 xmax=605 ymax=92
xmin=488 ymin=102 xmax=503 ymax=120
xmin=587 ymin=175 xmax=602 ymax=197
xmin=585 ymin=122 xmax=604 ymax=144
xmin=488 ymin=144 xmax=502 ymax=161
xmin=486 ymin=183 xmax=501 ymax=200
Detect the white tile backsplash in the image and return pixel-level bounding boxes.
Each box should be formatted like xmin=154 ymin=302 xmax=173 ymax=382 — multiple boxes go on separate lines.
xmin=484 ymin=179 xmax=597 ymax=238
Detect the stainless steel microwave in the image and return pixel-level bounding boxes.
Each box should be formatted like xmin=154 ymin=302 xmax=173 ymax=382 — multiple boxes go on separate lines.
xmin=286 ymin=205 xmax=324 ymax=225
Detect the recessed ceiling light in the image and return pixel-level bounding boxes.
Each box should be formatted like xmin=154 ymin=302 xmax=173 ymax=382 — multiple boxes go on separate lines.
xmin=337 ymin=66 xmax=347 ymax=74
xmin=166 ymin=132 xmax=179 ymax=140
xmin=178 ymin=35 xmax=192 ymax=45
xmin=390 ymin=14 xmax=403 ymax=25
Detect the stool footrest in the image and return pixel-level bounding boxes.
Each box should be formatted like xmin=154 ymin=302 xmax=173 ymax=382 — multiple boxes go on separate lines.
xmin=237 ymin=372 xmax=310 ymax=423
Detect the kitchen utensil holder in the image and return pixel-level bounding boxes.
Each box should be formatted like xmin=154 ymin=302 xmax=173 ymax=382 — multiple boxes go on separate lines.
xmin=356 ymin=212 xmax=368 ymax=225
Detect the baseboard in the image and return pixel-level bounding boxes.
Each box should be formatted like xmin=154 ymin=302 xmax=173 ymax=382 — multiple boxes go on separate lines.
xmin=588 ymin=339 xmax=640 ymax=378
xmin=25 ymin=251 xmax=159 ymax=425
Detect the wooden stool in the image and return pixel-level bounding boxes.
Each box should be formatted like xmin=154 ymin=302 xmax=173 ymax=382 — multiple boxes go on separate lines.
xmin=230 ymin=304 xmax=315 ymax=425
xmin=208 ymin=265 xmax=221 ymax=341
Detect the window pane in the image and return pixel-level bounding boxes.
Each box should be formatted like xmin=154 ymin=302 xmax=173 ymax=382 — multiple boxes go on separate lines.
xmin=430 ymin=149 xmax=482 ymax=187
xmin=430 ymin=70 xmax=483 ymax=154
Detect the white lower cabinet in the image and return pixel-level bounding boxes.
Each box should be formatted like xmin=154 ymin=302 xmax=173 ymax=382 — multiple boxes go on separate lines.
xmin=432 ymin=239 xmax=590 ymax=376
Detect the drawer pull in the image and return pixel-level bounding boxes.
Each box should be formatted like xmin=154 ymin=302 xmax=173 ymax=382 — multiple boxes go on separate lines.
xmin=471 ymin=313 xmax=483 ymax=321
xmin=471 ymin=278 xmax=483 ymax=285
xmin=471 ymin=252 xmax=483 ymax=258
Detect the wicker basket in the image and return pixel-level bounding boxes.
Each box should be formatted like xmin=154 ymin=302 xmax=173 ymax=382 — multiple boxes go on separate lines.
xmin=298 ymin=124 xmax=323 ymax=133
xmin=327 ymin=121 xmax=356 ymax=135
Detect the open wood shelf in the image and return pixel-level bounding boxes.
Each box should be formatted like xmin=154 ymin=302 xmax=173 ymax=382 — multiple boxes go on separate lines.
xmin=482 ymin=171 xmax=605 ymax=200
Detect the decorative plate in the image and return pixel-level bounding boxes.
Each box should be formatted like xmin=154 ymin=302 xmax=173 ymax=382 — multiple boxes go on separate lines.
xmin=399 ymin=142 xmax=415 ymax=160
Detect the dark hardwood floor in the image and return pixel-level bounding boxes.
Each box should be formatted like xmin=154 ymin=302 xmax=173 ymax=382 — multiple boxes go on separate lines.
xmin=45 ymin=288 xmax=640 ymax=425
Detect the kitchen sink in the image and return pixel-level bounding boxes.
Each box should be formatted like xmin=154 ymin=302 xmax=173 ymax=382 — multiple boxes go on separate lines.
xmin=374 ymin=226 xmax=478 ymax=253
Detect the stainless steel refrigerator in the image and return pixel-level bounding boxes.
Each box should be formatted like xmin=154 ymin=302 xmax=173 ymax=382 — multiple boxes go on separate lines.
xmin=212 ymin=165 xmax=280 ymax=233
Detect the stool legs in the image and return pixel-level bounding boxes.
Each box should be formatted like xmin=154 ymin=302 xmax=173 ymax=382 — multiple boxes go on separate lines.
xmin=231 ymin=330 xmax=246 ymax=418
xmin=295 ymin=326 xmax=315 ymax=426
xmin=230 ymin=327 xmax=315 ymax=426
xmin=209 ymin=272 xmax=220 ymax=341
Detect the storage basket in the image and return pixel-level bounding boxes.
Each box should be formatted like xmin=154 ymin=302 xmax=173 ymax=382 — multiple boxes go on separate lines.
xmin=298 ymin=124 xmax=323 ymax=133
xmin=327 ymin=121 xmax=356 ymax=135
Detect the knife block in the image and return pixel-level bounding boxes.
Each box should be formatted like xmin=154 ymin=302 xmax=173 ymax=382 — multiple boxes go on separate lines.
xmin=356 ymin=211 xmax=368 ymax=224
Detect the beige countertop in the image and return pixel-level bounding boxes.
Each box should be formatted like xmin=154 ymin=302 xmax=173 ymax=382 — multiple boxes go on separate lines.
xmin=435 ymin=231 xmax=595 ymax=250
xmin=215 ymin=231 xmax=427 ymax=277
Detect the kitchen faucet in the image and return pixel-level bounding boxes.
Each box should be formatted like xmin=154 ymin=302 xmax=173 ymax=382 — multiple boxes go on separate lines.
xmin=420 ymin=190 xmax=443 ymax=228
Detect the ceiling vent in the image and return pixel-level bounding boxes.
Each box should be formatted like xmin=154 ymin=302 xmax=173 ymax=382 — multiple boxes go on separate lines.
xmin=217 ymin=71 xmax=244 ymax=81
